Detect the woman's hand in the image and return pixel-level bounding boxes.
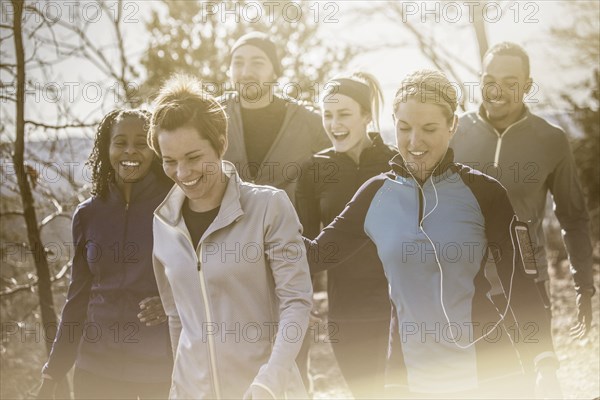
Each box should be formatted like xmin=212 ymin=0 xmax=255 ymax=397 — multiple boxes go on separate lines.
xmin=242 ymin=385 xmax=274 ymax=400
xmin=137 ymin=296 xmax=167 ymax=326
xmin=535 ymin=365 xmax=563 ymax=399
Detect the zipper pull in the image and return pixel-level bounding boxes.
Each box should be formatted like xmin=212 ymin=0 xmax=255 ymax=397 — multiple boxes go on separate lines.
xmin=125 ymin=202 xmax=129 ymax=211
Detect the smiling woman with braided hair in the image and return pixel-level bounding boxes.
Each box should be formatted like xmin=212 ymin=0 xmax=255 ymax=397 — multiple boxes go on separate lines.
xmin=38 ymin=109 xmax=173 ymax=400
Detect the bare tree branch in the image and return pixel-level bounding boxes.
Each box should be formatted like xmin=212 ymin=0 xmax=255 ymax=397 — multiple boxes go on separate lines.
xmin=25 ymin=120 xmax=97 ymax=129
xmin=0 ymin=95 xmax=17 ymax=102
xmin=0 ymin=261 xmax=70 ymax=297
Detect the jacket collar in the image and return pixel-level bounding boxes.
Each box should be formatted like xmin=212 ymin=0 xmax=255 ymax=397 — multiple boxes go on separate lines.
xmin=368 ymin=131 xmax=384 ymax=146
xmin=224 ymin=92 xmax=301 ymax=170
xmin=364 ymin=131 xmax=387 ymax=154
xmin=361 ymin=132 xmax=396 ymax=163
xmin=331 ymin=131 xmax=390 ymax=164
xmin=389 ymin=148 xmax=456 ymax=184
xmin=106 ymin=169 xmax=169 ymax=205
xmin=476 ymin=104 xmax=531 ymax=133
xmin=155 ymin=161 xmax=244 ymax=231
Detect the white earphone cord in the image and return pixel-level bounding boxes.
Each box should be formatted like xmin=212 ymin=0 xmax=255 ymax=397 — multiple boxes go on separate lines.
xmin=410 ymin=156 xmax=517 ymax=349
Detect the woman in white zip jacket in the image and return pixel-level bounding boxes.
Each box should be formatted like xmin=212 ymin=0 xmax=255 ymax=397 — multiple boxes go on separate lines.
xmin=148 ymin=75 xmax=312 ymax=400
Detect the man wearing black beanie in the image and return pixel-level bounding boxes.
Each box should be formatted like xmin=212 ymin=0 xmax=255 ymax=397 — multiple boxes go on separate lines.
xmin=219 ymin=31 xmax=329 ymax=397
xmin=220 ymin=31 xmax=330 ymax=207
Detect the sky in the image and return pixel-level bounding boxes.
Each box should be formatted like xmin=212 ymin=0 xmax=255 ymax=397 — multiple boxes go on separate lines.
xmin=1 ymin=0 xmax=598 ymax=141
xmin=318 ymin=1 xmax=597 ymax=134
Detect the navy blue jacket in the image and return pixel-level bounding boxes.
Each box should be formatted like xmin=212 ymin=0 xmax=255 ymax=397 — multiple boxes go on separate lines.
xmin=43 ymin=171 xmax=173 ymax=382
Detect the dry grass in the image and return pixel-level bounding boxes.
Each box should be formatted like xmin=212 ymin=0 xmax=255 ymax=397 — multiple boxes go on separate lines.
xmin=550 ymin=259 xmax=600 ymax=400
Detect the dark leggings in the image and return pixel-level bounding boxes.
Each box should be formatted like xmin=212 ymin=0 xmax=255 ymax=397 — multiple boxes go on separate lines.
xmin=73 ymin=368 xmax=170 ymax=400
xmin=330 ymin=319 xmax=390 ymax=399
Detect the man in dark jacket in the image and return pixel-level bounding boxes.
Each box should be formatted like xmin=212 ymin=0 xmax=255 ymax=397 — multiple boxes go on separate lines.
xmin=220 ymin=32 xmax=330 ymax=206
xmin=451 ymin=42 xmax=595 ymax=337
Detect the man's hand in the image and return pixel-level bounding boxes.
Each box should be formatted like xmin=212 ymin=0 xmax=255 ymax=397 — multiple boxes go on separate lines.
xmin=570 ymin=289 xmax=593 ymax=339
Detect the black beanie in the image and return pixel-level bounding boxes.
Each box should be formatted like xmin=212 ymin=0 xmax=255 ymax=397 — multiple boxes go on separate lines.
xmin=230 ymin=32 xmax=282 ymax=77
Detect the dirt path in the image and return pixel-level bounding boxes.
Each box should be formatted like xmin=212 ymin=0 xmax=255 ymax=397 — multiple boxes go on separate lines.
xmin=309 ymin=261 xmax=600 ymax=399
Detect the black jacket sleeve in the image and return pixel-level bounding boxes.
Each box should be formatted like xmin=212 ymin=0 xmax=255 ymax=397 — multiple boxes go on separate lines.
xmin=470 ymin=172 xmax=557 ymax=367
xmin=547 ymin=132 xmax=594 ymax=294
xmin=296 ymin=158 xmax=322 ymax=240
xmin=304 ymin=175 xmax=385 ymax=274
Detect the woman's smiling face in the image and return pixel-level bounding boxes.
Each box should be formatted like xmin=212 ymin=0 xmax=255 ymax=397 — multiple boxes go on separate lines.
xmin=321 ymin=93 xmax=370 ymax=155
xmin=159 ymin=126 xmax=225 ymax=204
xmin=394 ymin=98 xmax=457 ymax=182
xmin=108 ymin=116 xmax=154 ymax=186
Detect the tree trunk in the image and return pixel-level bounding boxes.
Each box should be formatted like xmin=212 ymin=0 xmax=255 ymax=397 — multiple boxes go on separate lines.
xmin=473 ymin=2 xmax=489 ymax=63
xmin=11 ymin=0 xmax=58 ymax=355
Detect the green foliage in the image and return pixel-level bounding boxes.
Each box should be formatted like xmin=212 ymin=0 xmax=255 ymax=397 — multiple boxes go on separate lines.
xmin=140 ymin=0 xmax=356 ymax=105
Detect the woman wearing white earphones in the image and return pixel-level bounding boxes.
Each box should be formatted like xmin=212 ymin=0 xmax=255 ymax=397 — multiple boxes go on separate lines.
xmin=304 ymin=70 xmax=561 ymax=399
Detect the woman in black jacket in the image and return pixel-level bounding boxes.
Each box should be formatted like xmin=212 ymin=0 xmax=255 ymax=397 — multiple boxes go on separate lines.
xmin=296 ymin=72 xmax=397 ymax=398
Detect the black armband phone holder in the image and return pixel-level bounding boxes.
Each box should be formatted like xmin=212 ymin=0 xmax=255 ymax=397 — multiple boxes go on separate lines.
xmin=511 ymin=220 xmax=538 ymax=279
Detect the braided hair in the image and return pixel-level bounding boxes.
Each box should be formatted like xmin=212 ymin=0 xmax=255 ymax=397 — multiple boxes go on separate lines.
xmin=88 ymin=109 xmax=166 ymax=198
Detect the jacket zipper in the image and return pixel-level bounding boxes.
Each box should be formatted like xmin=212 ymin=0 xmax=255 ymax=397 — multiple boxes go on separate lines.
xmin=489 ymin=116 xmax=527 ymax=166
xmin=155 ymin=216 xmax=222 ymax=399
xmin=197 ymin=246 xmax=221 ymax=399
xmin=417 ymin=186 xmax=424 ymax=228
xmin=116 ymin=202 xmax=129 ymax=326
xmin=493 ymin=136 xmax=503 ymax=167
xmin=121 ymin=202 xmax=130 ymax=268
xmin=123 ymin=202 xmax=130 ymax=255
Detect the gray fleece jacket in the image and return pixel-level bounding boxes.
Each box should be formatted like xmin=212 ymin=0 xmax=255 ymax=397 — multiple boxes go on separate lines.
xmin=152 ymin=161 xmax=312 ymax=399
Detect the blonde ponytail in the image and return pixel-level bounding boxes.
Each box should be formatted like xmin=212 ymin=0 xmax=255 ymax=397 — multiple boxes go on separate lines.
xmin=348 ymin=72 xmax=384 ymax=132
